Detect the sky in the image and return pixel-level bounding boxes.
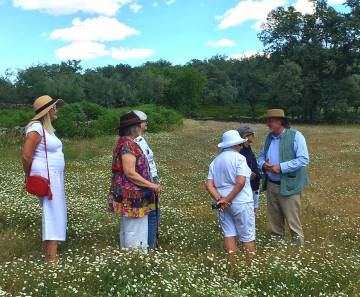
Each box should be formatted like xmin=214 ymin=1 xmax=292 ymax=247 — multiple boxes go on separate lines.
xmin=0 ymin=0 xmax=345 ymax=74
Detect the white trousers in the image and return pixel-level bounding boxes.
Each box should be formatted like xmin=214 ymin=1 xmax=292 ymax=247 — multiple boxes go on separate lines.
xmin=120 ymin=216 xmax=148 ymax=251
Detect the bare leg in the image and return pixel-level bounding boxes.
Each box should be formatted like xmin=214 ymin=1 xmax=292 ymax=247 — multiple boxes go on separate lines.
xmin=43 ymin=240 xmax=58 ymax=262
xmin=224 ymin=236 xmax=237 ymax=263
xmin=224 ymin=236 xmax=237 ymax=253
xmin=242 ymin=241 xmax=256 ymax=265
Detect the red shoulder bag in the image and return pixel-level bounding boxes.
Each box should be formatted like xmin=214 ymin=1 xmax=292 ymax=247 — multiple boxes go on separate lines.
xmin=25 ymin=125 xmax=53 ymax=200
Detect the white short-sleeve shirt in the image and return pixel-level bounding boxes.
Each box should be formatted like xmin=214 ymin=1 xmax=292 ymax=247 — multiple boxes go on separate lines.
xmin=207 ymin=150 xmax=253 ymax=204
xmin=25 ymin=121 xmax=65 ymax=173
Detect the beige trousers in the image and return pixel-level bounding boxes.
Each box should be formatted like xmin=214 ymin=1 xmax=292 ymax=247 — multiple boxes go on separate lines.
xmin=266 ymin=181 xmax=304 ymax=245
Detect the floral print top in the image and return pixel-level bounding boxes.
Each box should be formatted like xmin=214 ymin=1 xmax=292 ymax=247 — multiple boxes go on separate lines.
xmin=108 ymin=136 xmax=155 ymax=218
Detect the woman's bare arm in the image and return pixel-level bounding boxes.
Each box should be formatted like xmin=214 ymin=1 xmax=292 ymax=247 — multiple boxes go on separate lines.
xmin=122 ymin=153 xmax=161 ymax=193
xmin=206 ymin=179 xmax=222 ymax=201
xmin=22 ymin=132 xmax=41 ymax=177
xmin=217 ymin=175 xmax=246 ymax=207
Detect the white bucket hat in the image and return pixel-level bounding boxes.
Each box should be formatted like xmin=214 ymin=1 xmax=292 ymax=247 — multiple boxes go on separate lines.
xmin=218 ymin=130 xmax=247 ymax=149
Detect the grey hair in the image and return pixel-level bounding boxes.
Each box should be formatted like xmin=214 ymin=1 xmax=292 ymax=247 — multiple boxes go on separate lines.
xmin=119 ymin=124 xmax=140 ymax=137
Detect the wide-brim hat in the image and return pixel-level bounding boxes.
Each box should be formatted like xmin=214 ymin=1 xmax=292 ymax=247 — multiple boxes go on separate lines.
xmin=119 ymin=111 xmax=143 ymax=131
xmin=265 ymin=109 xmax=286 ymax=119
xmin=218 ymin=130 xmax=247 ymax=149
xmin=32 ymin=95 xmax=64 ymax=120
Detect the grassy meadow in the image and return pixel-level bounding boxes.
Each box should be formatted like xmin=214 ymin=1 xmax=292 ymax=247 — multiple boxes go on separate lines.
xmin=0 ymin=120 xmax=360 ymax=296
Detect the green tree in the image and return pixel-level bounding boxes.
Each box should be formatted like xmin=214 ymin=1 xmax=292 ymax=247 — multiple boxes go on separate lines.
xmin=0 ymin=74 xmax=17 ymax=103
xmin=269 ymin=61 xmax=304 ymax=119
xmin=163 ymin=66 xmax=206 ymax=114
xmin=83 ymin=70 xmax=134 ymax=107
xmin=343 ymin=74 xmax=360 ymax=113
xmin=188 ymin=56 xmax=238 ymax=105
xmin=132 ymin=68 xmax=169 ymax=104
xmin=232 ymin=56 xmax=268 ymax=119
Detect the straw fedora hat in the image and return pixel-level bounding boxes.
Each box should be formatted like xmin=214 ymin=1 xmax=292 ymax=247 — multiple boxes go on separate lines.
xmin=265 ymin=109 xmax=286 ymax=118
xmin=218 ymin=130 xmax=247 ymax=149
xmin=32 ymin=95 xmax=64 ymax=120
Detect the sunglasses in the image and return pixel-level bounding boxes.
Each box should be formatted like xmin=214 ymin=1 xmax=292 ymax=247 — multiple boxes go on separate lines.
xmin=51 ymin=105 xmax=57 ymax=112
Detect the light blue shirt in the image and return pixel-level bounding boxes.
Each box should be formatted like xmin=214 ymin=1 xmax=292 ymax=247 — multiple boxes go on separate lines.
xmin=258 ymin=129 xmax=309 ymax=181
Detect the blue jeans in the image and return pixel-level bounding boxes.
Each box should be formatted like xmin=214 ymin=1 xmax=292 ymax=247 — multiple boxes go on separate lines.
xmin=148 ymin=176 xmax=160 ymax=249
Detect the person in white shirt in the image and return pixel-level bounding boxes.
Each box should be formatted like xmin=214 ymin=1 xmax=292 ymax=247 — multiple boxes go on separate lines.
xmin=22 ymin=95 xmax=67 ymax=263
xmin=206 ymin=130 xmax=256 ymax=258
xmin=133 ymin=110 xmax=159 ymax=249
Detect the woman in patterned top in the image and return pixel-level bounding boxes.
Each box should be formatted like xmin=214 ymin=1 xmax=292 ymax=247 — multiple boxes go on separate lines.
xmin=108 ymin=111 xmax=161 ymax=251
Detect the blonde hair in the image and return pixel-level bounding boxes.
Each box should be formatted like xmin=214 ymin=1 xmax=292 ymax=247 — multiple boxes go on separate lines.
xmin=26 ymin=112 xmax=55 ymax=134
xmin=40 ymin=113 xmax=55 ymax=133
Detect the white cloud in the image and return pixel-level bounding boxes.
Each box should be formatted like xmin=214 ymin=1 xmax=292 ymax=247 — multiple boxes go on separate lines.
xmin=228 ymin=50 xmax=264 ymax=60
xmin=217 ymin=0 xmax=287 ymax=30
xmin=50 ymin=16 xmax=153 ymax=61
xmin=327 ymin=0 xmax=344 ymax=5
xmin=110 ymin=48 xmax=155 ymax=60
xmin=55 ymin=41 xmax=109 ymax=60
xmin=166 ymin=0 xmax=176 ymax=4
xmin=153 ymin=2 xmax=159 ymax=7
xmin=217 ymin=0 xmax=322 ymax=31
xmin=55 ymin=41 xmax=155 ymax=61
xmin=130 ymin=3 xmax=142 ymax=13
xmin=206 ymin=39 xmax=236 ymax=47
xmin=292 ymin=0 xmax=315 ymax=14
xmin=13 ymin=0 xmax=132 ymax=16
xmin=50 ymin=16 xmax=139 ymax=42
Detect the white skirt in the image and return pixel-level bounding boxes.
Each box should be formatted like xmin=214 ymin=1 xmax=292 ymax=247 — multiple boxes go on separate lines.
xmin=39 ymin=171 xmax=67 ymax=241
xmin=120 ymin=216 xmax=148 ymax=251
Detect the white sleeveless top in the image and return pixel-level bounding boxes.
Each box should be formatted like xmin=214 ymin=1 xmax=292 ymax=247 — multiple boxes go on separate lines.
xmin=25 ymin=122 xmax=65 ymax=173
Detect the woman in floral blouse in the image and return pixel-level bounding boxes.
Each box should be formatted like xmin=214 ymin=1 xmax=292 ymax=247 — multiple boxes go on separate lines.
xmin=108 ymin=111 xmax=161 ymax=251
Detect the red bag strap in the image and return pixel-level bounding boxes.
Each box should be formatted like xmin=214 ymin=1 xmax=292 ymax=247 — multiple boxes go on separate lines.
xmin=41 ymin=125 xmax=51 ymax=184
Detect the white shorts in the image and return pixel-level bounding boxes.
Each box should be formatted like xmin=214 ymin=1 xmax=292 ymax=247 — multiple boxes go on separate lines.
xmin=217 ymin=202 xmax=255 ymax=242
xmin=120 ymin=216 xmax=148 ymax=252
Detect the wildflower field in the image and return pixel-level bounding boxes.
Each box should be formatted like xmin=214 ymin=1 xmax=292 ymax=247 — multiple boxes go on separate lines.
xmin=0 ymin=120 xmax=359 ymax=296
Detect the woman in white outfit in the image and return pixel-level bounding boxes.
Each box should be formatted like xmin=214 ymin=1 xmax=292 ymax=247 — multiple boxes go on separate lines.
xmin=22 ymin=95 xmax=66 ymax=262
xmin=132 ymin=110 xmax=160 ymax=249
xmin=206 ymin=130 xmax=256 ymax=260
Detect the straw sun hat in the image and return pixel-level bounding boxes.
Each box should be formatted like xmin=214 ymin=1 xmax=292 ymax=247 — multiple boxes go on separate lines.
xmin=265 ymin=109 xmax=286 ymax=118
xmin=32 ymin=95 xmax=64 ymax=120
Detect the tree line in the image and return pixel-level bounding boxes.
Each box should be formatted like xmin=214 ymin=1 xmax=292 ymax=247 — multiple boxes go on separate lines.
xmin=0 ymin=0 xmax=359 ymax=123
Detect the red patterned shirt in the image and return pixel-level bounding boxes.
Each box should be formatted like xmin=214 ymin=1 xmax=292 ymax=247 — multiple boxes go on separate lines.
xmin=108 ymin=136 xmax=155 ymax=218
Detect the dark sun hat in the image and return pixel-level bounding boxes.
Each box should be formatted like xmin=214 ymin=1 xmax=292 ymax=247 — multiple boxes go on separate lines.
xmin=119 ymin=111 xmax=142 ymax=131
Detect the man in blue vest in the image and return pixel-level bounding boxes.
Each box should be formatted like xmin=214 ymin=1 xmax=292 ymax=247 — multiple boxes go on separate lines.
xmin=258 ymin=109 xmax=309 ymax=245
